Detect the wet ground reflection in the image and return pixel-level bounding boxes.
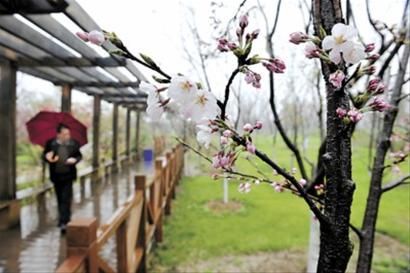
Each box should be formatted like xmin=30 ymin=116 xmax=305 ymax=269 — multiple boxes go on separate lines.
xmin=0 ymin=160 xmax=153 ymax=273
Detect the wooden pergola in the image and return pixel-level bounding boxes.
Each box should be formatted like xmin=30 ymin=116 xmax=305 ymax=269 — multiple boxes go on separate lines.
xmin=0 ymin=0 xmax=147 ymax=207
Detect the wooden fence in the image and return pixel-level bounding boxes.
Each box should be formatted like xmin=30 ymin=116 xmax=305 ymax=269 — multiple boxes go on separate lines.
xmin=56 ymin=144 xmax=184 ymax=273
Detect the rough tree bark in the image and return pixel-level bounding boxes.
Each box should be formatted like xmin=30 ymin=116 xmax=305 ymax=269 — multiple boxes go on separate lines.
xmin=312 ymin=1 xmax=356 ymax=272
xmin=356 ymin=26 xmax=410 ymax=273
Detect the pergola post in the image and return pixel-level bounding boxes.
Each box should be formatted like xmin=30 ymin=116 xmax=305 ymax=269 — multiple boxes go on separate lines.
xmin=125 ymin=108 xmax=131 ymax=159
xmin=135 ymin=110 xmax=141 ymax=160
xmin=0 ymin=60 xmax=19 ymax=229
xmin=112 ymin=103 xmax=119 ymax=172
xmin=61 ymin=83 xmax=72 ymax=113
xmin=92 ymin=95 xmax=101 ymax=181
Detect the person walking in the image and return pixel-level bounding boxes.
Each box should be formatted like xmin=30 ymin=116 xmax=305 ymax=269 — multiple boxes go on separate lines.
xmin=43 ymin=123 xmax=82 ymax=234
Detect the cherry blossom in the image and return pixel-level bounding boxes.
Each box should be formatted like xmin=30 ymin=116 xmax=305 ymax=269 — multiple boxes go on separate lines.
xmin=238 ymin=182 xmax=251 ymax=193
xmin=329 ymin=70 xmax=345 ymax=88
xmin=246 ymin=141 xmax=256 ymax=154
xmin=304 ymin=41 xmax=320 ymax=59
xmin=336 ymin=107 xmax=347 ymax=119
xmin=196 ymin=123 xmax=213 ymax=149
xmin=347 ymin=109 xmax=363 ymax=123
xmin=140 ymin=82 xmax=164 ymax=121
xmin=182 ymin=88 xmax=218 ymax=122
xmin=88 ymin=30 xmax=105 ymax=45
xmin=168 ymin=75 xmax=197 ymax=103
xmin=367 ymin=78 xmax=385 ymax=94
xmin=369 ymin=97 xmax=390 ymax=112
xmin=322 ymin=23 xmax=365 ymax=64
xmin=76 ymin=30 xmax=105 ymax=45
xmin=243 ymin=123 xmax=253 ymax=132
xmin=289 ymin=32 xmax=309 ymax=44
xmin=244 ymin=71 xmax=262 ymax=88
xmin=263 ymin=58 xmax=286 ymax=73
xmin=299 ymin=179 xmax=307 ymax=186
xmin=254 ymin=121 xmax=263 ymax=130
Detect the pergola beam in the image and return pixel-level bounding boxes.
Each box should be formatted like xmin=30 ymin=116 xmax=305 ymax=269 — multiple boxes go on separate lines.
xmin=0 ymin=0 xmax=68 ymax=14
xmin=54 ymin=81 xmax=140 ymax=88
xmin=18 ymin=56 xmax=126 ymax=67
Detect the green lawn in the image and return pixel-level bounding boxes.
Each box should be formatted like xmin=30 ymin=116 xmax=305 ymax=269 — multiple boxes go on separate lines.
xmin=152 ymin=132 xmax=409 ymax=268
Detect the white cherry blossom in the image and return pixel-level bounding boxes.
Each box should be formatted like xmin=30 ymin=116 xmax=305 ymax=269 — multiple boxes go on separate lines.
xmin=322 ymin=23 xmax=364 ymax=64
xmin=182 ymin=89 xmax=218 ymax=122
xmin=168 ymin=75 xmax=197 ymax=103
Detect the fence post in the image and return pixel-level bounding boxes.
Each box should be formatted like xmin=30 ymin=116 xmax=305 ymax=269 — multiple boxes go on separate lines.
xmin=154 ymin=159 xmax=163 ymax=242
xmin=165 ymin=152 xmax=172 ymax=215
xmin=116 ymin=219 xmax=128 ymax=273
xmin=135 ymin=175 xmax=147 ymax=273
xmin=65 ymin=218 xmax=98 ymax=273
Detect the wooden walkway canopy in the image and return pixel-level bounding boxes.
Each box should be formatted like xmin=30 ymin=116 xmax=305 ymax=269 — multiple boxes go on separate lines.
xmin=0 ymin=0 xmax=147 ymax=106
xmin=0 ymin=0 xmax=149 ymax=224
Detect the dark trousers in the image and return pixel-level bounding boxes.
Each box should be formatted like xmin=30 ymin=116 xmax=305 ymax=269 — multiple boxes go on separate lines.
xmin=52 ymin=180 xmax=73 ymax=226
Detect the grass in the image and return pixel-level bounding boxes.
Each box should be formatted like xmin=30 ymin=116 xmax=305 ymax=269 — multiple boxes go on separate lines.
xmin=152 ymin=131 xmax=410 ymax=269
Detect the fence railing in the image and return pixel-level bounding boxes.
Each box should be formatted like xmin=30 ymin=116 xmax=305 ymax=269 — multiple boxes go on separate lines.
xmin=55 ymin=144 xmax=184 ymax=273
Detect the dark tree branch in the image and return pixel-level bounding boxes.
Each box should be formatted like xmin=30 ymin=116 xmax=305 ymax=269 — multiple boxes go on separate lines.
xmin=382 ymin=175 xmax=410 ymax=193
xmin=220 ymin=68 xmax=240 ymax=120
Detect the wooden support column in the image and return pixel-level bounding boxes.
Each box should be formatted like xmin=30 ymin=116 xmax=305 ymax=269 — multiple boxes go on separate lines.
xmin=92 ymin=95 xmax=101 ymax=181
xmin=125 ymin=108 xmax=131 ymax=158
xmin=0 ymin=60 xmax=16 ymax=201
xmin=135 ymin=110 xmax=141 ymax=160
xmin=112 ymin=103 xmax=119 ymax=172
xmin=61 ymin=83 xmax=72 ymax=113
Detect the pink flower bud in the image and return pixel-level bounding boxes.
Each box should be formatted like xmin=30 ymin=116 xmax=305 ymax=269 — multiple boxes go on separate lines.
xmin=217 ymin=38 xmax=229 ymax=52
xmin=369 ymin=97 xmax=390 ymax=112
xmin=263 ymin=58 xmax=286 ymax=74
xmin=243 ymin=123 xmax=253 ymax=132
xmin=246 ymin=141 xmax=256 ymax=154
xmin=299 ymin=179 xmax=307 ymax=186
xmin=304 ymin=42 xmax=321 ymax=59
xmin=239 ymin=14 xmax=248 ymax=29
xmin=329 ymin=70 xmax=345 ymax=89
xmin=223 ymin=130 xmax=233 ymax=138
xmin=76 ymin=31 xmax=89 ymax=42
xmin=367 ymin=78 xmax=385 ymax=94
xmin=365 ymin=43 xmax=375 ymax=53
xmin=289 ymin=32 xmax=308 ymax=44
xmin=88 ymin=30 xmax=105 ymax=45
xmin=366 ymin=54 xmax=380 ymax=62
xmin=254 ymin=120 xmax=263 ymax=130
xmin=251 ymin=29 xmax=260 ymax=39
xmin=347 ymin=109 xmax=363 ymax=123
xmin=336 ymin=107 xmax=347 ymax=118
xmin=236 ymin=28 xmax=243 ymax=37
xmin=244 ymin=71 xmax=262 ymax=88
xmin=273 ymin=184 xmax=284 ymax=192
xmin=227 ymin=42 xmax=238 ymax=50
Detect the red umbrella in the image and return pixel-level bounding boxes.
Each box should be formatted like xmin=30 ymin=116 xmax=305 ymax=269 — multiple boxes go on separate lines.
xmin=26 ymin=111 xmax=88 ymax=147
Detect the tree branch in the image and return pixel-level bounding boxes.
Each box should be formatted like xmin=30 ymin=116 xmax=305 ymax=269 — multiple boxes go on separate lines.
xmin=220 ymin=68 xmax=240 ymax=120
xmin=381 ymin=175 xmax=410 ymax=193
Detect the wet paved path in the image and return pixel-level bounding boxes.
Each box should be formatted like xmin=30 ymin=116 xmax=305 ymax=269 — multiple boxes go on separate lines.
xmin=0 ymin=160 xmax=154 ymax=273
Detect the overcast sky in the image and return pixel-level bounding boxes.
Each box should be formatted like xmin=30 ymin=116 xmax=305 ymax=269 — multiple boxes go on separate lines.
xmin=17 ymin=0 xmax=407 ymax=109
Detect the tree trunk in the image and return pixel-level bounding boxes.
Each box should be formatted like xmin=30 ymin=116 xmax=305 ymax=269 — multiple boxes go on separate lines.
xmin=356 ymin=27 xmax=410 ymax=273
xmin=312 ymin=1 xmax=356 ymax=272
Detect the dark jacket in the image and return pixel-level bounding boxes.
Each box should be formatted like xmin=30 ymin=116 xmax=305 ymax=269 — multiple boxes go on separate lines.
xmin=42 ymin=138 xmax=82 ymax=182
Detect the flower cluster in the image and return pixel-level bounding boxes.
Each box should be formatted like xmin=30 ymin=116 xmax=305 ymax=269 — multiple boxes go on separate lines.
xmin=217 ymin=14 xmax=286 ymax=88
xmin=290 ymin=23 xmax=378 ymax=77
xmin=139 ymin=75 xmax=219 ymax=124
